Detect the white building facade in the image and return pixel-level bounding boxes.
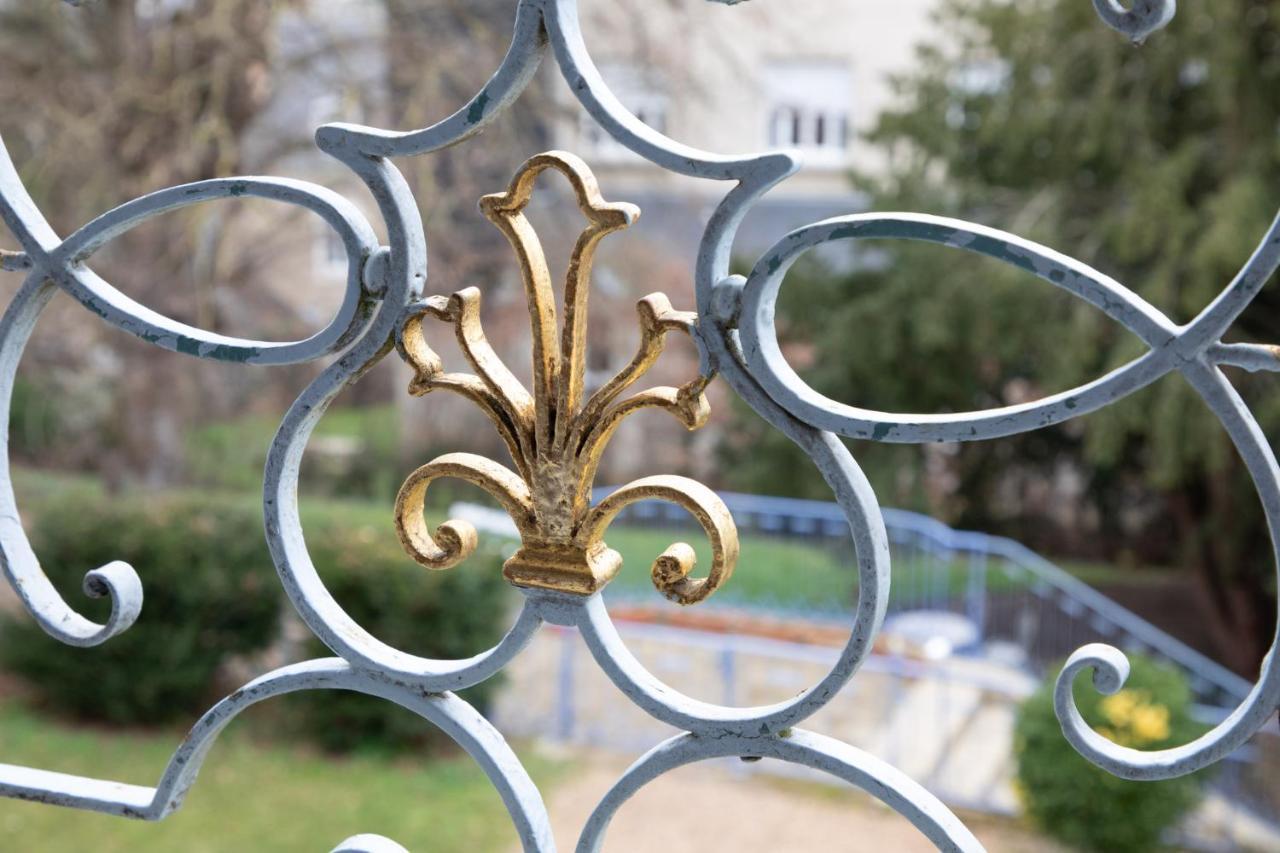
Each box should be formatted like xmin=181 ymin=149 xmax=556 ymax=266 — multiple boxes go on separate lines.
xmin=557 ymin=0 xmax=939 ymax=262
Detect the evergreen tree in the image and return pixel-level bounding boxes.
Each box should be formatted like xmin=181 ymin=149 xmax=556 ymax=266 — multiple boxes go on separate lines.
xmin=723 ymin=0 xmax=1280 ymax=672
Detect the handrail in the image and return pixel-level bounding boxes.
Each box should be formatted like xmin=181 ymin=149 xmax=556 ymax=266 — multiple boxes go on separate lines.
xmin=593 ymin=487 xmax=1253 ymax=706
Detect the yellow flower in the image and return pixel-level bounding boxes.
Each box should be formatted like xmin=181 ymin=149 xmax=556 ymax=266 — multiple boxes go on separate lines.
xmin=1130 ymin=703 xmax=1171 ymax=744
xmin=1100 ymin=689 xmax=1139 ymax=727
xmin=1098 ymin=689 xmax=1172 ymax=746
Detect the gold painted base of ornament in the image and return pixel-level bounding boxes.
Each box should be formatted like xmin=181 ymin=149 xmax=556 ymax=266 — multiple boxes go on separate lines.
xmin=502 ymin=541 xmax=623 ymax=596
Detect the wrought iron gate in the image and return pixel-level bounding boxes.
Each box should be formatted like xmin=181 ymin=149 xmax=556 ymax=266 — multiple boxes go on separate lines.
xmin=0 ymin=1 xmax=1277 ymax=850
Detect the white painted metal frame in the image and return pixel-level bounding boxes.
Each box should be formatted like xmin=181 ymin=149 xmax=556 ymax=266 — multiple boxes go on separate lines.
xmin=0 ymin=1 xmax=1275 ymax=850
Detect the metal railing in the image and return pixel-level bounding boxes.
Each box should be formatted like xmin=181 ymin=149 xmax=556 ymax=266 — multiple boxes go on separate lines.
xmin=595 ymin=488 xmax=1252 ymax=710
xmin=491 ymin=618 xmax=1279 ymax=850
xmin=466 ymin=487 xmax=1278 ymax=843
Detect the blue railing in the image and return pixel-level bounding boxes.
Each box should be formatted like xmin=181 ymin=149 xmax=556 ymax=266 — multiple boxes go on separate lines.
xmin=592 ymin=487 xmax=1253 ymax=711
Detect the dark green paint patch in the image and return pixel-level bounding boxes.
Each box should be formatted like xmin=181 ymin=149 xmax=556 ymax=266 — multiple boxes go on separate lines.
xmin=467 ymin=91 xmax=491 ymax=125
xmin=213 ymin=344 xmax=259 ymax=363
xmin=173 ymin=337 xmax=257 ymax=362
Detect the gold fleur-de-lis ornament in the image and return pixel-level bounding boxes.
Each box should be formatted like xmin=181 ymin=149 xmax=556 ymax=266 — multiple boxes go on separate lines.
xmin=393 ymin=151 xmax=738 ymax=604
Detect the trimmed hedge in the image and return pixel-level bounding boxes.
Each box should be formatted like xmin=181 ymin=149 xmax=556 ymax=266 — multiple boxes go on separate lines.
xmin=288 ymin=518 xmax=512 ymax=754
xmin=0 ymin=475 xmax=514 ymax=751
xmin=0 ymin=492 xmax=280 ymax=724
xmin=1014 ymin=655 xmax=1208 ymax=851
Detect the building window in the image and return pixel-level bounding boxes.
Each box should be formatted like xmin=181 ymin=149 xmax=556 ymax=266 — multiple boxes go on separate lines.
xmin=763 ymin=61 xmax=851 ymax=165
xmin=578 ymin=62 xmax=669 ymax=162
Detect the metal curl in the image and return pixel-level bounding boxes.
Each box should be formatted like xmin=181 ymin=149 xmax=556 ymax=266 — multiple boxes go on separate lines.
xmin=263 ymin=130 xmax=549 ymax=690
xmin=0 ymin=139 xmax=381 ymax=649
xmin=0 ymin=544 xmax=144 ymax=649
xmin=8 ymin=0 xmax=1275 ymax=847
xmin=315 ymin=0 xmax=547 ymax=160
xmin=544 ymin=0 xmax=799 ymax=182
xmin=735 ymin=213 xmax=1181 ymax=443
xmin=331 ymin=836 xmax=411 ymax=853
xmin=0 ymin=139 xmax=382 ymax=366
xmin=0 ymin=273 xmax=145 ymax=646
xmin=1051 ymin=643 xmax=1280 ymax=779
xmin=0 ymin=659 xmax=555 ymax=852
xmin=579 ymin=476 xmax=737 ymax=605
xmin=576 ymin=729 xmax=983 ymax=853
xmin=1092 ymin=0 xmax=1177 ymax=43
xmin=1052 ymin=354 xmax=1280 ymax=780
xmin=394 ymin=453 xmax=536 ymax=571
xmin=75 ymin=561 xmax=145 ymax=643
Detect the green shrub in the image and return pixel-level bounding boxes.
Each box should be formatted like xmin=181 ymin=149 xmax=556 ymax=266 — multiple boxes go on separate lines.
xmin=186 ymin=405 xmax=401 ymax=500
xmin=0 ymin=471 xmax=513 ymax=752
xmin=0 ymin=492 xmax=281 ymax=724
xmin=1014 ymin=655 xmax=1208 ymax=851
xmin=288 ymin=514 xmax=512 ymax=754
xmin=9 ymin=376 xmax=62 ymax=460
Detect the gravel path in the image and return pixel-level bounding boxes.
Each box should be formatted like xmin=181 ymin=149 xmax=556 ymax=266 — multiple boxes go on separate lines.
xmin=527 ymin=754 xmax=1061 ymax=852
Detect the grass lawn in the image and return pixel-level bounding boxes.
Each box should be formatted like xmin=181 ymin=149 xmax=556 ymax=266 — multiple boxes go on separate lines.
xmin=603 ymin=526 xmax=853 ymax=609
xmin=601 ymin=525 xmax=1036 ymax=613
xmin=0 ymin=699 xmax=559 ymax=852
xmin=184 ymin=404 xmax=400 ymax=495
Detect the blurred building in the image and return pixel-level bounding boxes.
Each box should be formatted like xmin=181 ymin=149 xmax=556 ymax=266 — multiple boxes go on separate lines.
xmin=559 ymin=0 xmax=938 ymax=265
xmin=243 ymin=0 xmax=391 ymax=347
xmin=535 ymin=0 xmax=941 ymax=485
xmin=270 ymin=0 xmax=941 ymax=274
xmin=238 ymin=1 xmax=942 ymax=486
